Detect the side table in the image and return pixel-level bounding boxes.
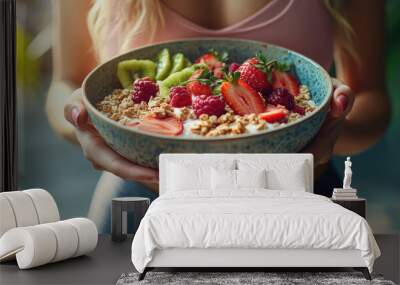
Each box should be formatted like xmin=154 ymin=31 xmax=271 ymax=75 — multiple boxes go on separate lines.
xmin=112 ymin=197 xmax=150 ymax=242
xmin=331 ymin=198 xmax=366 ymax=218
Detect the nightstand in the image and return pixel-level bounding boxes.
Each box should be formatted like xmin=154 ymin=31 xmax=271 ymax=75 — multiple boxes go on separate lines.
xmin=331 ymin=198 xmax=366 ymax=218
xmin=111 ymin=197 xmax=150 ymax=242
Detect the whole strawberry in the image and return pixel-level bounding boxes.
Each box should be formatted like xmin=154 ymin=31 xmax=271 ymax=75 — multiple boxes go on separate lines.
xmin=186 ymin=69 xmax=212 ymax=97
xmin=169 ymin=86 xmax=192 ymax=107
xmin=131 ymin=77 xmax=158 ymax=103
xmin=194 ymin=50 xmax=227 ymax=71
xmin=192 ymin=95 xmax=226 ymax=117
xmin=237 ymin=54 xmax=273 ymax=93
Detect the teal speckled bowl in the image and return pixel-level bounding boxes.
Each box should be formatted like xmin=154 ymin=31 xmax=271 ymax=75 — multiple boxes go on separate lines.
xmin=82 ymin=38 xmax=332 ymax=169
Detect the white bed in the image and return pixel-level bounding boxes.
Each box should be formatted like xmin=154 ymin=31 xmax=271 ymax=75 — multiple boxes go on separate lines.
xmin=131 ymin=154 xmax=380 ymax=280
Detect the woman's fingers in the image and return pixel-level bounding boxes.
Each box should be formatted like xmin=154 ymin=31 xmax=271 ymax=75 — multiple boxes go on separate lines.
xmin=64 ymin=88 xmax=159 ymax=184
xmin=303 ymin=78 xmax=354 ymax=166
xmin=64 ymin=88 xmax=89 ymax=129
xmin=330 ymin=78 xmax=354 ymax=118
xmin=74 ymin=126 xmax=159 ymax=183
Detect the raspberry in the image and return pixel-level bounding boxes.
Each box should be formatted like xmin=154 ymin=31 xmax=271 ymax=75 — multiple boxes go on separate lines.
xmin=260 ymin=85 xmax=273 ymax=99
xmin=229 ymin=63 xmax=240 ymax=73
xmin=192 ymin=95 xmax=226 ymax=117
xmin=169 ymin=86 xmax=192 ymax=107
xmin=268 ymin=88 xmax=294 ymax=110
xmin=131 ymin=77 xmax=158 ymax=103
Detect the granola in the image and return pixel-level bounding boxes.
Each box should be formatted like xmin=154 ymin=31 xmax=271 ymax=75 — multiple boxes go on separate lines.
xmin=96 ymin=49 xmax=317 ymax=137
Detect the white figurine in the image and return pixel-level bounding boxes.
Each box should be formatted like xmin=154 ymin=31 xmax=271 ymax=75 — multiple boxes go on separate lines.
xmin=343 ymin=157 xmax=353 ymax=189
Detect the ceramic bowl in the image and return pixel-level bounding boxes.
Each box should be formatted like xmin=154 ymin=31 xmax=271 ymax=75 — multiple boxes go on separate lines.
xmin=82 ymin=38 xmax=332 ymax=169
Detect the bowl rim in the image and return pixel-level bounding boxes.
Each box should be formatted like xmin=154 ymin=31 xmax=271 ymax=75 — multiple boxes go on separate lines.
xmin=82 ymin=37 xmax=333 ymax=142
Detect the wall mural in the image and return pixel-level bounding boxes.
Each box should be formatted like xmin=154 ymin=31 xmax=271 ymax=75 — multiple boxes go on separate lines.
xmin=16 ymin=0 xmax=399 ymax=234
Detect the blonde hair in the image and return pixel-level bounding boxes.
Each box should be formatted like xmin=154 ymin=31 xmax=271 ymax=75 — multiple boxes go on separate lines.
xmin=323 ymin=0 xmax=358 ymax=63
xmin=88 ymin=0 xmax=356 ymax=63
xmin=87 ymin=0 xmax=164 ymax=62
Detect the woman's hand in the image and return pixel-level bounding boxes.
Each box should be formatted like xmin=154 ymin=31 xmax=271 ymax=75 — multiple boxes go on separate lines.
xmin=64 ymin=89 xmax=159 ymax=186
xmin=303 ymin=78 xmax=355 ymax=167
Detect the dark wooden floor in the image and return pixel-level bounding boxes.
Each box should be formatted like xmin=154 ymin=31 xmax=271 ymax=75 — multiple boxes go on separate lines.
xmin=0 ymin=234 xmax=398 ymax=285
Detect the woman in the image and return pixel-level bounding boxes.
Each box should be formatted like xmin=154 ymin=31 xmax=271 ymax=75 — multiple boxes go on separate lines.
xmin=46 ymin=0 xmax=390 ymax=232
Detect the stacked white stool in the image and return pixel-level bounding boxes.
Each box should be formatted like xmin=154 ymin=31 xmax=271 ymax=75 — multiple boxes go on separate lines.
xmin=0 ymin=189 xmax=97 ymax=269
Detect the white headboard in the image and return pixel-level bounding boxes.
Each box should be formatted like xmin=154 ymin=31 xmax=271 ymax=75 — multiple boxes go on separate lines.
xmin=159 ymin=153 xmax=314 ymax=195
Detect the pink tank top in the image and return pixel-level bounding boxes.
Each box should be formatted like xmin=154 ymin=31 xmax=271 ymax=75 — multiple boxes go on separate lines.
xmin=105 ymin=0 xmax=334 ymax=70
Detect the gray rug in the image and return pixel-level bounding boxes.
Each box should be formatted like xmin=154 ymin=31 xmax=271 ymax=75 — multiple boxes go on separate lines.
xmin=117 ymin=272 xmax=396 ymax=285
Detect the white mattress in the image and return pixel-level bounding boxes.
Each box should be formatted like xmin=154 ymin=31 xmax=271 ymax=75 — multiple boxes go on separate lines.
xmin=131 ymin=190 xmax=380 ymax=273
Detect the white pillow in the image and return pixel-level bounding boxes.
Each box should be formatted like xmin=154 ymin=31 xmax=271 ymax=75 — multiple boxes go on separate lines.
xmin=265 ymin=163 xmax=307 ymax=191
xmin=236 ymin=169 xmax=267 ymax=189
xmin=211 ymin=169 xmax=267 ymax=191
xmin=211 ymin=168 xmax=236 ymax=190
xmin=238 ymin=159 xmax=308 ymax=192
xmin=167 ymin=160 xmax=235 ymax=192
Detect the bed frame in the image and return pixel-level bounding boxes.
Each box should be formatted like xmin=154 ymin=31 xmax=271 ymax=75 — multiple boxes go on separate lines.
xmin=139 ymin=154 xmax=372 ymax=281
xmin=139 ymin=248 xmax=371 ymax=280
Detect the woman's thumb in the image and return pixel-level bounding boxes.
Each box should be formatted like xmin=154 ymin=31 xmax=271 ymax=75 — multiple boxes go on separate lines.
xmin=64 ymin=88 xmax=88 ymax=129
xmin=329 ymin=80 xmax=354 ymax=119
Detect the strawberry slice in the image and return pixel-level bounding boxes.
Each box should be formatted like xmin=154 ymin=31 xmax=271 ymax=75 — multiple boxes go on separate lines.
xmin=259 ymin=108 xmax=288 ymax=123
xmin=221 ymin=77 xmax=266 ymax=115
xmin=293 ymin=105 xmax=305 ymax=115
xmin=272 ymin=71 xmax=300 ymax=96
xmin=186 ymin=69 xmax=212 ymax=96
xmin=136 ymin=116 xmax=183 ymax=136
xmin=195 ymin=53 xmax=224 ymax=71
xmin=265 ymin=104 xmax=284 ymax=112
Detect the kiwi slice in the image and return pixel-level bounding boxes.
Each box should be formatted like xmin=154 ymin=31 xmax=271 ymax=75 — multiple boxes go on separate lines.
xmin=170 ymin=53 xmax=186 ymax=74
xmin=158 ymin=66 xmax=195 ymax=98
xmin=155 ymin=48 xmax=172 ymax=81
xmin=184 ymin=57 xmax=192 ymax=67
xmin=163 ymin=66 xmax=194 ymax=86
xmin=158 ymin=63 xmax=207 ymax=98
xmin=117 ymin=59 xmax=156 ymax=88
xmin=158 ymin=82 xmax=170 ymax=99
